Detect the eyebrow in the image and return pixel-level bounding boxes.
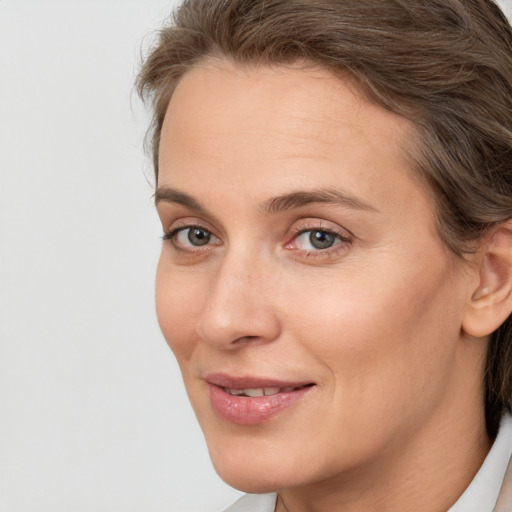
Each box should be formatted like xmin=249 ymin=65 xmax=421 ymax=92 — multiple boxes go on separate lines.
xmin=154 ymin=186 xmax=377 ymax=215
xmin=154 ymin=187 xmax=206 ymax=213
xmin=262 ymin=188 xmax=377 ymax=214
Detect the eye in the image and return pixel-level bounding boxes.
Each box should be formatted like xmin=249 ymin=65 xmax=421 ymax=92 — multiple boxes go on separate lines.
xmin=178 ymin=227 xmax=212 ymax=246
xmin=295 ymin=230 xmax=340 ymax=250
xmin=285 ymin=223 xmax=352 ymax=257
xmin=164 ymin=225 xmax=220 ymax=249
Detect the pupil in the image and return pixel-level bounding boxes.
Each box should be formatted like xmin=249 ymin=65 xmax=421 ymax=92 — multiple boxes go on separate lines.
xmin=188 ymin=228 xmax=210 ymax=246
xmin=310 ymin=230 xmax=335 ymax=249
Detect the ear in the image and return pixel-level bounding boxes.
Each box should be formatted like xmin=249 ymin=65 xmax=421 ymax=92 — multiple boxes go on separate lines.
xmin=462 ymin=219 xmax=512 ymax=338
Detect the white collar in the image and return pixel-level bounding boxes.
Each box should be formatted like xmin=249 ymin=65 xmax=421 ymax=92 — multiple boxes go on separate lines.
xmin=449 ymin=414 xmax=512 ymax=512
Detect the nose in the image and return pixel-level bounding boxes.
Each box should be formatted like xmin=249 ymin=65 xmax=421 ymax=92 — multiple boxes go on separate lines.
xmin=195 ymin=251 xmax=281 ymax=349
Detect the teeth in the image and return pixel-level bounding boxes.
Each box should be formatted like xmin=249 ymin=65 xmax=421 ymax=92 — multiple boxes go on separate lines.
xmin=244 ymin=388 xmax=264 ymax=397
xmin=227 ymin=388 xmax=245 ymax=396
xmin=224 ymin=386 xmax=298 ymax=397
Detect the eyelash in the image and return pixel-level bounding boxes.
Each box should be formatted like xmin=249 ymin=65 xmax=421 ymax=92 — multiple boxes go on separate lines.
xmin=162 ymin=224 xmax=218 ymax=253
xmin=286 ymin=223 xmax=352 ymax=258
xmin=162 ymin=222 xmax=352 ymax=258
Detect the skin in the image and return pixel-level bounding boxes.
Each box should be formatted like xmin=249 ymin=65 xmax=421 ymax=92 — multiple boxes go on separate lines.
xmin=155 ymin=61 xmax=491 ymax=512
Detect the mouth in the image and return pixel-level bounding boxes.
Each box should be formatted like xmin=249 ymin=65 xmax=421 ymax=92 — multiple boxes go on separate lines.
xmin=223 ymin=384 xmax=312 ymax=397
xmin=205 ymin=374 xmax=316 ymax=425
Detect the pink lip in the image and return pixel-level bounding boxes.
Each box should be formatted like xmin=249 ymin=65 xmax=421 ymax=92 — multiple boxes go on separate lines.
xmin=206 ymin=373 xmax=315 ymax=425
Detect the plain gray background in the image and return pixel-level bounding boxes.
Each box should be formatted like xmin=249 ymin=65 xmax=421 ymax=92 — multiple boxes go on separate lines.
xmin=1 ymin=1 xmax=511 ymax=511
xmin=0 ymin=1 xmax=241 ymax=511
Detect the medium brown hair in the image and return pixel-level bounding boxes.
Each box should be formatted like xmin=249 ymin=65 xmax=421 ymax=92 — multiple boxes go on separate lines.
xmin=137 ymin=0 xmax=512 ymax=437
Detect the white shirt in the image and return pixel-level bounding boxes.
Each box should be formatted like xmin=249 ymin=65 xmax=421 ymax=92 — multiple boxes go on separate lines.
xmin=223 ymin=415 xmax=512 ymax=512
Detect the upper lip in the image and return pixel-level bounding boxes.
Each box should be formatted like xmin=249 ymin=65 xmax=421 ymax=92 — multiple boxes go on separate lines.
xmin=205 ymin=373 xmax=315 ymax=389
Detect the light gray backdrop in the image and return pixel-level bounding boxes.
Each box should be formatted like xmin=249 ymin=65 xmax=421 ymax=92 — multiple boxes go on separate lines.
xmin=0 ymin=1 xmax=241 ymax=511
xmin=1 ymin=1 xmax=511 ymax=511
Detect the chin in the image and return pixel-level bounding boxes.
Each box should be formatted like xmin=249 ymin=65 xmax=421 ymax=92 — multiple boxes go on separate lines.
xmin=217 ymin=472 xmax=280 ymax=494
xmin=212 ymin=458 xmax=290 ymax=494
xmin=205 ymin=433 xmax=304 ymax=493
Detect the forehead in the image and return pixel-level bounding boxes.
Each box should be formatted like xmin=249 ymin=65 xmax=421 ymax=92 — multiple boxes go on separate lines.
xmin=158 ymin=60 xmax=431 ymax=222
xmin=161 ymin=60 xmax=411 ymax=164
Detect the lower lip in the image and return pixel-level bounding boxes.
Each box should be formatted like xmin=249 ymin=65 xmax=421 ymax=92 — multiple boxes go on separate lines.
xmin=208 ymin=384 xmax=314 ymax=425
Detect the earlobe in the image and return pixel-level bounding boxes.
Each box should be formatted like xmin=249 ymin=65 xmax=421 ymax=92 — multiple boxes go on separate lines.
xmin=462 ymin=220 xmax=512 ymax=338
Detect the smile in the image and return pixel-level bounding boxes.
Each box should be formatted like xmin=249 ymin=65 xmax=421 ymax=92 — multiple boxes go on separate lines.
xmin=224 ymin=385 xmax=310 ymax=397
xmin=206 ymin=374 xmax=315 ymax=425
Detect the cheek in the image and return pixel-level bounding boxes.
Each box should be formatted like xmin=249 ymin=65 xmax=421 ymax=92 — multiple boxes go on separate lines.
xmin=155 ymin=254 xmax=203 ymax=362
xmin=284 ymin=254 xmax=462 ymax=408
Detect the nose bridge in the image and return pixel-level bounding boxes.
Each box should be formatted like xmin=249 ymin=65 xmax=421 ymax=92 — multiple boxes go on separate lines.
xmin=196 ymin=244 xmax=280 ymax=347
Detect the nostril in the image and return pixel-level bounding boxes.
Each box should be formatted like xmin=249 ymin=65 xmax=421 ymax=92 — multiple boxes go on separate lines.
xmin=234 ymin=335 xmax=260 ymax=343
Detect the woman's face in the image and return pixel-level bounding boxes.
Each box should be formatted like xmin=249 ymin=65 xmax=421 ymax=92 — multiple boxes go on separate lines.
xmin=155 ymin=62 xmax=480 ymax=492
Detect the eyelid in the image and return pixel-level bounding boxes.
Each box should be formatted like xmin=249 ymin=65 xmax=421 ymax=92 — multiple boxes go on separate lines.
xmin=162 ymin=218 xmax=222 ymax=252
xmin=163 ymin=217 xmax=218 ymax=238
xmin=287 ymin=219 xmax=353 ymax=241
xmin=284 ymin=219 xmax=353 ymax=258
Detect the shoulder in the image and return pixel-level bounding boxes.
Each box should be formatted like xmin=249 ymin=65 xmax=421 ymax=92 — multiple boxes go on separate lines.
xmin=222 ymin=493 xmax=277 ymax=512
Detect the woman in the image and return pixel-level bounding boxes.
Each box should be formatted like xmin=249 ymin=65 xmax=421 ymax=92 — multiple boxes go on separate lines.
xmin=137 ymin=1 xmax=512 ymax=510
